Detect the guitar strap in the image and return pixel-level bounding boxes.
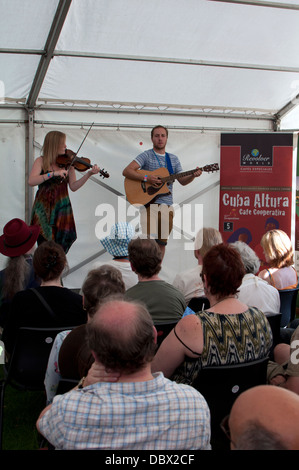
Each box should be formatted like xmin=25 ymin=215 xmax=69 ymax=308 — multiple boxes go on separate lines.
xmin=165 ymin=153 xmax=174 ymax=175
xmin=153 ymin=149 xmax=174 ymax=175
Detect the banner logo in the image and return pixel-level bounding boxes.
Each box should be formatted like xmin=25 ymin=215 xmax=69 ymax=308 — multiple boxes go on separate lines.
xmin=241 ymin=147 xmax=272 ymax=167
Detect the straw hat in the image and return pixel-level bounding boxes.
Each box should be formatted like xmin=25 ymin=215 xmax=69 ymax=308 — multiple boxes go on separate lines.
xmin=0 ymin=218 xmax=40 ymax=257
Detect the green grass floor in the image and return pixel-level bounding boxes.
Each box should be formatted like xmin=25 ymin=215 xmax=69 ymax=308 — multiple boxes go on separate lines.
xmin=0 ymin=365 xmax=46 ymax=450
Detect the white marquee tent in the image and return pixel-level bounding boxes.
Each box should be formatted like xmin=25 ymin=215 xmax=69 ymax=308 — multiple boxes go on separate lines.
xmin=1 ymin=0 xmax=299 ymax=287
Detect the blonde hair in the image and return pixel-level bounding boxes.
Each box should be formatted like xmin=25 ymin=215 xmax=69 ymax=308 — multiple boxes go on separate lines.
xmin=41 ymin=131 xmax=66 ymax=172
xmin=260 ymin=229 xmax=294 ymax=268
xmin=194 ymin=227 xmax=223 ymax=257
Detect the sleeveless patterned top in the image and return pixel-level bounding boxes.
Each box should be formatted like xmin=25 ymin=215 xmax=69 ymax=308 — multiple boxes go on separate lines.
xmin=171 ymin=307 xmax=273 ymax=386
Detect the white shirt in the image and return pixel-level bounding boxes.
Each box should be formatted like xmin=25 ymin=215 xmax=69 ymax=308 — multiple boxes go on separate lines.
xmin=172 ymin=265 xmax=204 ymax=303
xmin=237 ymin=273 xmax=280 ymax=315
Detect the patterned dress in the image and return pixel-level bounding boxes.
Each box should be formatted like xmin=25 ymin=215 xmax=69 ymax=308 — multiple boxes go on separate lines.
xmin=171 ymin=307 xmax=273 ymax=385
xmin=30 ymin=174 xmax=77 ymax=254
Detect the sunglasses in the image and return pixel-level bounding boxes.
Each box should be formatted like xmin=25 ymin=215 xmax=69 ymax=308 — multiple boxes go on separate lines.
xmin=220 ymin=415 xmax=236 ymax=448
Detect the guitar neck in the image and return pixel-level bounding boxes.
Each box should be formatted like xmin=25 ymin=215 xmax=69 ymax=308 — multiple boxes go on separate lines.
xmin=161 ymin=167 xmax=202 ymax=183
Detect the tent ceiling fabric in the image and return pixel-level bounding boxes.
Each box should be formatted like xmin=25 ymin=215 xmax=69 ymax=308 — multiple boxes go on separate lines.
xmin=1 ymin=0 xmax=299 ymax=128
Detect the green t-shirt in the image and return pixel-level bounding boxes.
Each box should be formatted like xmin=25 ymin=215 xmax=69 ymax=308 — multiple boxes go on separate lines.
xmin=125 ymin=280 xmax=186 ymax=323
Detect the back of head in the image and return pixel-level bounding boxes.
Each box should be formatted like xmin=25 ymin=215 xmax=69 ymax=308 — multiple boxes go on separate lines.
xmin=233 ymin=422 xmax=288 ymax=450
xmin=202 ymin=243 xmax=245 ymax=297
xmin=229 ymin=385 xmax=299 ymax=450
xmin=128 ymin=237 xmax=162 ymax=278
xmin=194 ymin=227 xmax=223 ymax=257
xmin=260 ymin=229 xmax=294 ymax=268
xmin=230 ymin=240 xmax=260 ymax=274
xmin=33 ymin=240 xmax=66 ymax=281
xmin=42 ymin=130 xmax=66 ymax=170
xmin=82 ymin=265 xmax=126 ymax=316
xmin=86 ymin=298 xmax=156 ymax=374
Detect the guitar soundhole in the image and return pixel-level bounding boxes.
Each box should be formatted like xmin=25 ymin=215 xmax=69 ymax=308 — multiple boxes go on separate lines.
xmin=147 ymin=184 xmax=163 ymax=195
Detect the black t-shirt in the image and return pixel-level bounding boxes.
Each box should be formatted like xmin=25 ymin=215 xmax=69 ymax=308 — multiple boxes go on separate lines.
xmin=2 ymin=286 xmax=87 ymax=353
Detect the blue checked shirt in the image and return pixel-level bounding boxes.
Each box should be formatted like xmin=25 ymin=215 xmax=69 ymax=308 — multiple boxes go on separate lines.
xmin=135 ymin=149 xmax=183 ymax=205
xmin=38 ymin=372 xmax=211 ymax=450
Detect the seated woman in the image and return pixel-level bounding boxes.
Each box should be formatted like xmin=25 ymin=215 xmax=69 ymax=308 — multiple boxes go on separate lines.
xmin=2 ymin=240 xmax=87 ymax=354
xmin=151 ymin=243 xmax=273 ymax=386
xmin=44 ymin=265 xmax=126 ymax=402
xmin=0 ymin=218 xmax=40 ymax=327
xmin=258 ymin=229 xmax=297 ymax=290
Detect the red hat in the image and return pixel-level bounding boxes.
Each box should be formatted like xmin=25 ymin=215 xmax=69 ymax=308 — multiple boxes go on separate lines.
xmin=0 ymin=218 xmax=40 ymax=257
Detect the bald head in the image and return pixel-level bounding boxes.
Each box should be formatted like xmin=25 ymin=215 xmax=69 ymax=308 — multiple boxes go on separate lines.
xmin=229 ymin=385 xmax=299 ymax=450
xmin=86 ymin=298 xmax=156 ymax=374
xmin=93 ymin=299 xmax=139 ymax=340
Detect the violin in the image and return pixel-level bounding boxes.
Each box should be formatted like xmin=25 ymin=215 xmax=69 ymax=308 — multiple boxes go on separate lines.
xmin=56 ymin=149 xmax=109 ymax=178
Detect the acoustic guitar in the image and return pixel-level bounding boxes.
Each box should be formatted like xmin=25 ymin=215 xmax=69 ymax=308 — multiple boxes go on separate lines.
xmin=124 ymin=163 xmax=219 ymax=205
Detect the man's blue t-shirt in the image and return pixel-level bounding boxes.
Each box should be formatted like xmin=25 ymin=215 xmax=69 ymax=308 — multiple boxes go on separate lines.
xmin=135 ymin=149 xmax=182 ymax=205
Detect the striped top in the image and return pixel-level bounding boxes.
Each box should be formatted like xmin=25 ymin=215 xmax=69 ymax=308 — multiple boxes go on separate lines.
xmin=38 ymin=372 xmax=211 ymax=450
xmin=135 ymin=149 xmax=182 ymax=205
xmin=171 ymin=307 xmax=273 ymax=386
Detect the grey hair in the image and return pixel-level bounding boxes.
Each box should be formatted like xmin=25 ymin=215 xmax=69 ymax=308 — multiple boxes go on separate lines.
xmin=230 ymin=241 xmax=260 ymax=274
xmin=235 ymin=422 xmax=288 ymax=450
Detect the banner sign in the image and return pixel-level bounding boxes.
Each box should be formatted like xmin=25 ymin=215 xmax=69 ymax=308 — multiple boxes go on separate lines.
xmin=219 ymin=133 xmax=293 ymax=266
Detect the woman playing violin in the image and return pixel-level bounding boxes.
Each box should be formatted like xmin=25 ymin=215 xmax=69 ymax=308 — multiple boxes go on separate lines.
xmin=29 ymin=130 xmax=100 ymax=253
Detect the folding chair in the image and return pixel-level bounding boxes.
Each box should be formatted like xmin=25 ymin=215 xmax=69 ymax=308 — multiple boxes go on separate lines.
xmin=188 ymin=297 xmax=210 ymax=312
xmin=0 ymin=326 xmax=74 ymax=449
xmin=154 ymin=321 xmax=178 ymax=348
xmin=193 ymin=356 xmax=269 ymax=450
xmin=278 ymin=285 xmax=299 ymax=327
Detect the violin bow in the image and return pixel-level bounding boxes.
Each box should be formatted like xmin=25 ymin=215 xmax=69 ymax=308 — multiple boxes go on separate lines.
xmin=66 ymin=122 xmax=94 ymax=175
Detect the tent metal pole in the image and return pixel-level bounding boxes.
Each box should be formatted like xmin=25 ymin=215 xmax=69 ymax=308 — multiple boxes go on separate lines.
xmin=25 ymin=110 xmax=35 ymax=224
xmin=209 ymin=0 xmax=299 ymax=10
xmin=26 ymin=0 xmax=72 ymax=109
xmin=2 ymin=47 xmax=299 ymax=74
xmin=53 ymin=50 xmax=299 ymax=74
xmin=274 ymin=93 xmax=299 ymax=123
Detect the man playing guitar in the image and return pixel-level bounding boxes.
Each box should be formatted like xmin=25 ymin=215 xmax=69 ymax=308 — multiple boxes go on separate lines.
xmin=123 ymin=125 xmax=202 ymax=256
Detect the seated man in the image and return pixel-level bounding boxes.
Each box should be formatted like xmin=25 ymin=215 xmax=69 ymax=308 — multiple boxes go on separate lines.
xmin=36 ymin=298 xmax=211 ymax=450
xmin=125 ymin=237 xmax=187 ymax=323
xmin=94 ymin=222 xmax=138 ymax=290
xmin=228 ymin=385 xmax=299 ymax=450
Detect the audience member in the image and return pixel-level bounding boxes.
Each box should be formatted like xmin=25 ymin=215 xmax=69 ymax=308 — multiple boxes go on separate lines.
xmin=37 ymin=298 xmax=211 ymax=450
xmin=94 ymin=222 xmax=138 ymax=289
xmin=172 ymin=227 xmax=222 ymax=303
xmin=2 ymin=241 xmax=86 ymax=354
xmin=227 ymin=385 xmax=299 ymax=450
xmin=230 ymin=241 xmax=280 ymax=314
xmin=125 ymin=237 xmax=186 ymax=323
xmin=0 ymin=218 xmax=40 ymax=327
xmin=258 ymin=229 xmax=298 ymax=289
xmin=151 ymin=244 xmax=272 ymax=385
xmin=44 ymin=265 xmax=125 ymax=402
xmin=267 ymin=324 xmax=299 ymax=394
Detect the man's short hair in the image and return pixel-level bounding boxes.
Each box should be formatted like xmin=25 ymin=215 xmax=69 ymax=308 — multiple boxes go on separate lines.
xmin=86 ymin=298 xmax=156 ymax=374
xmin=151 ymin=125 xmax=168 ymax=138
xmin=235 ymin=422 xmax=288 ymax=450
xmin=128 ymin=237 xmax=162 ymax=278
